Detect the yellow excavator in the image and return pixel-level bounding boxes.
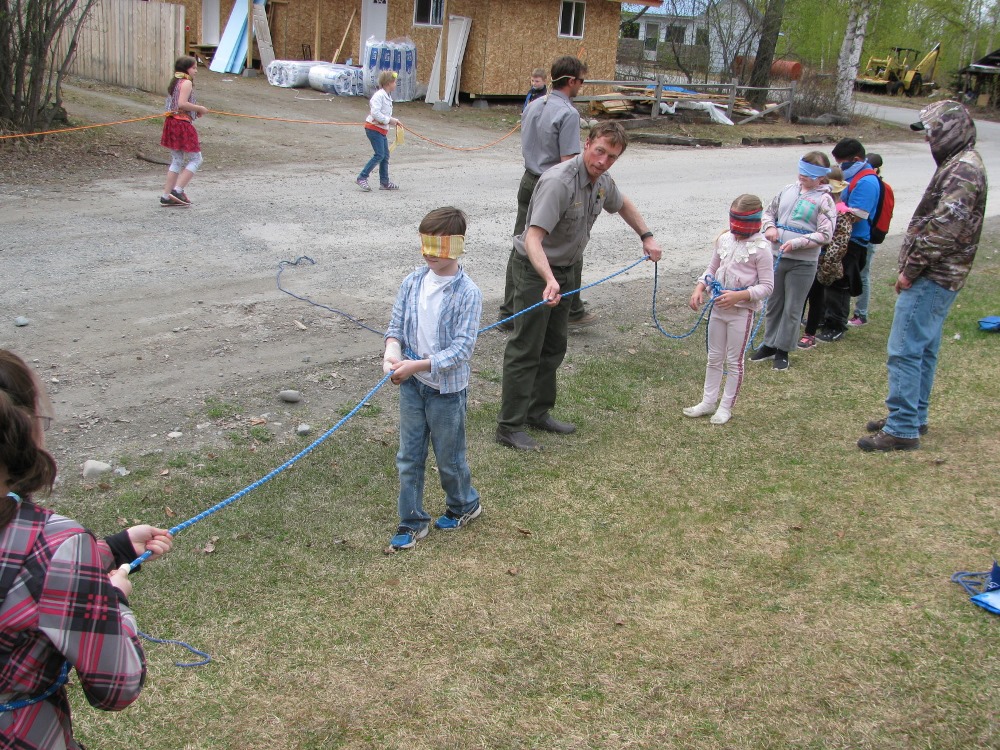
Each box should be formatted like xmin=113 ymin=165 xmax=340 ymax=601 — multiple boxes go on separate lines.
xmin=855 ymin=43 xmax=940 ymax=97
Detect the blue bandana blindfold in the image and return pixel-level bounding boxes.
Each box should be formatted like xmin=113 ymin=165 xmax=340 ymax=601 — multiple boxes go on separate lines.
xmin=798 ymin=160 xmax=831 ymax=180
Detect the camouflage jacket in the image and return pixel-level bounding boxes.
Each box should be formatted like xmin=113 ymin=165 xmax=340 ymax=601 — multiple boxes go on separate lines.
xmin=900 ymin=100 xmax=988 ymax=292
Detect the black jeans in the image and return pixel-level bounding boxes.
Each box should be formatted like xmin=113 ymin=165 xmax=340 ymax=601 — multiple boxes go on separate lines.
xmin=824 ymin=241 xmax=868 ymax=332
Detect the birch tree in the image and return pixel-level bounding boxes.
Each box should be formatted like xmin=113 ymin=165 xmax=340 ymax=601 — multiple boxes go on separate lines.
xmin=834 ymin=1 xmax=873 ymax=115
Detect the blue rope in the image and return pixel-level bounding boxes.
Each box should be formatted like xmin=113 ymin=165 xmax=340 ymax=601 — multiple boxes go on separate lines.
xmin=775 ymin=223 xmax=811 ymax=235
xmin=951 ymin=571 xmax=993 ymax=597
xmin=132 ymin=254 xmax=657 ymax=566
xmin=479 ymin=255 xmax=652 ymax=333
xmin=125 ymin=255 xmax=656 ymax=664
xmin=0 ymin=663 xmax=68 ymax=713
xmin=276 ymin=256 xmax=385 ymax=336
xmin=650 ymin=265 xmax=721 ymax=341
xmin=129 ymin=373 xmax=392 ymax=570
xmin=138 ymin=631 xmax=211 ymax=667
xmin=278 ymin=254 xmax=654 ymax=337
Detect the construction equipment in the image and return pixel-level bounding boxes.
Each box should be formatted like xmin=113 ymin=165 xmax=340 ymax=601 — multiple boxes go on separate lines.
xmin=855 ymin=43 xmax=940 ymax=97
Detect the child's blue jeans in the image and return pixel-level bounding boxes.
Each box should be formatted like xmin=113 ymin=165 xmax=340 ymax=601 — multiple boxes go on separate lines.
xmin=360 ymin=128 xmax=389 ymax=184
xmin=396 ymin=378 xmax=479 ymax=530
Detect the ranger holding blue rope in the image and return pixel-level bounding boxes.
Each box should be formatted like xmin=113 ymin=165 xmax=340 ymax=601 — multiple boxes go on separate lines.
xmin=496 ymin=122 xmax=662 ymax=452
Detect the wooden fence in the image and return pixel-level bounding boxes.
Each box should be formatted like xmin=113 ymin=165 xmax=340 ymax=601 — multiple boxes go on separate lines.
xmin=59 ymin=0 xmax=185 ymax=94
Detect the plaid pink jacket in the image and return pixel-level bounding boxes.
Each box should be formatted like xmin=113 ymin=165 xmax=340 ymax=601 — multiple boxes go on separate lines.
xmin=0 ymin=501 xmax=145 ymax=749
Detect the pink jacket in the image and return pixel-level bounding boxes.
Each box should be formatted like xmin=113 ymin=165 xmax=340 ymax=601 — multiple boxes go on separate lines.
xmin=699 ymin=232 xmax=775 ymax=312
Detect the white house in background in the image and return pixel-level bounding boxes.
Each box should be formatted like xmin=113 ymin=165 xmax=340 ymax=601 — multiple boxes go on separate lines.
xmin=621 ymin=0 xmax=760 ymax=74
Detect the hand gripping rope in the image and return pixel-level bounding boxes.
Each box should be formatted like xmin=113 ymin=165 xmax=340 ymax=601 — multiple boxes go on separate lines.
xmin=650 ymin=249 xmax=784 ymax=358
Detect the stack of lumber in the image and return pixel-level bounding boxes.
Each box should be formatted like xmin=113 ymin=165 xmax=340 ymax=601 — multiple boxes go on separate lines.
xmin=587 ymin=85 xmax=759 ymax=118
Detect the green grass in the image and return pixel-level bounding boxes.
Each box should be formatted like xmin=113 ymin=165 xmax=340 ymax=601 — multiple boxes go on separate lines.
xmin=57 ymin=250 xmax=1000 ymax=749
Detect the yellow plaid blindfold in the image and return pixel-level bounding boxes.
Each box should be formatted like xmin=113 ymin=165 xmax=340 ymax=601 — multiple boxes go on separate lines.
xmin=420 ymin=233 xmax=465 ymax=259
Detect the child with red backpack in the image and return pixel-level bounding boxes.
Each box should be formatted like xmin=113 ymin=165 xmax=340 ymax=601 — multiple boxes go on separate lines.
xmin=817 ymin=139 xmax=885 ymax=342
xmin=849 ymin=153 xmax=895 ymax=325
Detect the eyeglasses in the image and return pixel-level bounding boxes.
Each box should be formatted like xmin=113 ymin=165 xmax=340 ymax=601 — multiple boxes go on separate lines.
xmin=35 ymin=415 xmax=52 ymax=432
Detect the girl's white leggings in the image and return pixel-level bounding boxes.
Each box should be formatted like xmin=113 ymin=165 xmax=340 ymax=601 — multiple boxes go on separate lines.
xmin=169 ymin=150 xmax=203 ymax=174
xmin=701 ymin=305 xmax=755 ymax=410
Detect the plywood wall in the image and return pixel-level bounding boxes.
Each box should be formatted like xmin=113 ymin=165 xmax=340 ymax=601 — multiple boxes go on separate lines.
xmin=165 ymin=0 xmax=621 ymax=95
xmin=451 ymin=0 xmax=620 ymax=97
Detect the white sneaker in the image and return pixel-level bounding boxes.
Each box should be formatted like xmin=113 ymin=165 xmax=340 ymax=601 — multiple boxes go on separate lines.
xmin=683 ymin=402 xmax=715 ymax=418
xmin=710 ymin=408 xmax=732 ymax=425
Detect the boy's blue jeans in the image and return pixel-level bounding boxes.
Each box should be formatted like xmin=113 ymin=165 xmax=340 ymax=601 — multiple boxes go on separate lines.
xmin=396 ymin=378 xmax=480 ymax=530
xmin=884 ymin=276 xmax=958 ymax=439
xmin=360 ymin=128 xmax=389 ymax=184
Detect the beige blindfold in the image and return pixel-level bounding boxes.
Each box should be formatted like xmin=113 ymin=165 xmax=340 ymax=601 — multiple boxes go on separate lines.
xmin=420 ymin=233 xmax=465 ymax=259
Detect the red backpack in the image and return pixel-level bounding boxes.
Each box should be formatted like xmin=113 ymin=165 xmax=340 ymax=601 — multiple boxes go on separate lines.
xmin=848 ymin=168 xmax=895 ymax=244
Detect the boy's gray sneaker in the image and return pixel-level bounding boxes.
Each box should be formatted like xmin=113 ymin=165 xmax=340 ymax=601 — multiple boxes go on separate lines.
xmin=356 ymin=177 xmax=372 ymax=192
xmin=390 ymin=525 xmax=428 ymax=549
xmin=434 ymin=504 xmax=482 ymax=531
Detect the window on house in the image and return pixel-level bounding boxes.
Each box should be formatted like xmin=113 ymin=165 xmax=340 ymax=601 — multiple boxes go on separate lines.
xmin=621 ymin=20 xmax=640 ymax=39
xmin=413 ymin=0 xmax=443 ymax=26
xmin=666 ymin=25 xmax=686 ymax=44
xmin=559 ymin=1 xmax=586 ymax=39
xmin=695 ymin=27 xmax=709 ymax=47
xmin=643 ymin=23 xmax=659 ymax=53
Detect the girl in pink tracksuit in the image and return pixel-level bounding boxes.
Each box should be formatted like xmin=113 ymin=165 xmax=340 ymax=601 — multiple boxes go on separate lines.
xmin=684 ymin=194 xmax=775 ymax=425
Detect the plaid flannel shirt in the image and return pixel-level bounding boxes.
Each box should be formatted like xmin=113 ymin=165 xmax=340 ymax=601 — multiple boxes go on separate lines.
xmin=0 ymin=501 xmax=145 ymax=750
xmin=385 ymin=266 xmax=482 ymax=394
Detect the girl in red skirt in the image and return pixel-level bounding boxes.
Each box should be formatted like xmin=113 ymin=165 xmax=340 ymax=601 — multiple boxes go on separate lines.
xmin=160 ymin=56 xmax=208 ymax=206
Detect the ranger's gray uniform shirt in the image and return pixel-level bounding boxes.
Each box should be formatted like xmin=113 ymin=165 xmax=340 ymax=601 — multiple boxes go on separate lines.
xmin=521 ymin=90 xmax=582 ymax=176
xmin=513 ymin=153 xmax=624 ymax=267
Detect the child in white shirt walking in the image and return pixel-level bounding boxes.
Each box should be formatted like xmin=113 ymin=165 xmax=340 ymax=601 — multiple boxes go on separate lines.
xmin=357 ymin=70 xmax=402 ymax=192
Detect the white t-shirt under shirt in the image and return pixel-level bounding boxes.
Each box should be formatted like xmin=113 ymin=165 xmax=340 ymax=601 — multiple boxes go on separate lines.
xmin=414 ymin=270 xmax=453 ymax=389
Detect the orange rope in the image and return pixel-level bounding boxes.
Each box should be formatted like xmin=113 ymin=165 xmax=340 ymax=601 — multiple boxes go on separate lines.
xmin=0 ymin=113 xmax=166 ymax=140
xmin=205 ymin=109 xmax=362 ymax=126
xmin=403 ymin=122 xmax=521 ymax=152
xmin=0 ymin=107 xmax=522 ymax=153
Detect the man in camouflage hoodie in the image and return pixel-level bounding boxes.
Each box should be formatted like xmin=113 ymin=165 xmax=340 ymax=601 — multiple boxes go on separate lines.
xmin=859 ymin=100 xmax=987 ymax=452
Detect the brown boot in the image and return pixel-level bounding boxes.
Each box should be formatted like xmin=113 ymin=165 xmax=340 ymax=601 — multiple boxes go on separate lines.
xmin=857 ymin=430 xmax=919 ymax=452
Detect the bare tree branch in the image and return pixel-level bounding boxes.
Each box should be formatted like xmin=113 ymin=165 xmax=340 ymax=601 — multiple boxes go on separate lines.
xmin=0 ymin=0 xmax=97 ymax=131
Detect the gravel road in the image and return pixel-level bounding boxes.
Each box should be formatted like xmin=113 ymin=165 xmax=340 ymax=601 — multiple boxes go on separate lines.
xmin=1 ymin=74 xmax=969 ymax=471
